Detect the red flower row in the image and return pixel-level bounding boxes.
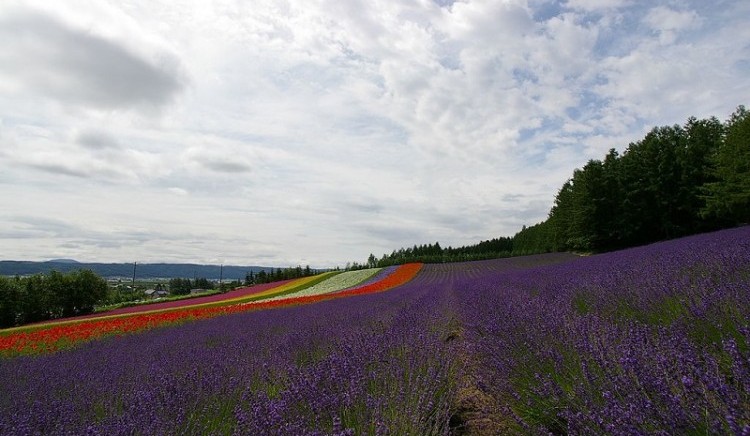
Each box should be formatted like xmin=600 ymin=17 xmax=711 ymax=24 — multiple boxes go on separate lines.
xmin=0 ymin=263 xmax=422 ymax=356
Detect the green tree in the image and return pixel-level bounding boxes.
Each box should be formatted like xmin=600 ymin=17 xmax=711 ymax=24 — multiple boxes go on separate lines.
xmin=554 ymin=159 xmax=608 ymax=251
xmin=617 ymin=126 xmax=685 ymax=245
xmin=548 ymin=180 xmax=574 ymax=251
xmin=45 ymin=270 xmax=69 ymax=318
xmin=65 ymin=269 xmax=108 ymax=316
xmin=169 ymin=278 xmax=192 ymax=295
xmin=20 ymin=274 xmax=54 ymax=323
xmin=194 ymin=277 xmax=211 ymax=289
xmin=703 ymin=106 xmax=750 ymax=223
xmin=681 ymin=116 xmax=724 ymax=232
xmin=0 ymin=276 xmax=21 ymax=328
xmin=512 ymin=221 xmax=554 ymax=255
xmin=367 ymin=253 xmax=377 ymax=269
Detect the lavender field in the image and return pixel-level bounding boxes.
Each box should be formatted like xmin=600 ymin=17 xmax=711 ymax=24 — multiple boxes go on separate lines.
xmin=452 ymin=227 xmax=750 ymax=434
xmin=1 ymin=227 xmax=749 ymax=435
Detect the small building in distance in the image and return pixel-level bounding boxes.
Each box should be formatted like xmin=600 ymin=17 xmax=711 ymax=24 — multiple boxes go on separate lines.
xmin=144 ymin=288 xmax=169 ymax=299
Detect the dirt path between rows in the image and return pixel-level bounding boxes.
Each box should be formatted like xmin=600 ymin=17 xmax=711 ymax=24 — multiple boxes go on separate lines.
xmin=441 ymin=282 xmax=518 ymax=435
xmin=448 ymin=328 xmax=517 ymax=435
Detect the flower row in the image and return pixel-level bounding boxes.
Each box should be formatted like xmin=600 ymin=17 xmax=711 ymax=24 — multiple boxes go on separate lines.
xmin=0 ymin=263 xmax=422 ymax=356
xmin=264 ymin=268 xmax=381 ymax=301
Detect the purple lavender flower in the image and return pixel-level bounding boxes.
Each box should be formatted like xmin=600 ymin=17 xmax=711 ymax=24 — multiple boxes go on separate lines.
xmin=1 ymin=226 xmax=748 ymax=434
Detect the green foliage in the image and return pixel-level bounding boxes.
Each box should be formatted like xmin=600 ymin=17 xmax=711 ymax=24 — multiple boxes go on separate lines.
xmin=64 ymin=269 xmax=108 ymax=316
xmin=167 ymin=277 xmax=217 ymax=295
xmin=248 ymin=265 xmax=320 ymax=284
xmin=169 ymin=277 xmax=193 ymax=295
xmin=517 ymin=106 xmax=746 ymax=256
xmin=194 ymin=277 xmax=214 ymax=290
xmin=0 ymin=269 xmax=108 ymax=328
xmin=0 ymin=277 xmax=21 ymax=328
xmin=572 ymin=294 xmax=592 ymax=316
xmin=702 ymin=105 xmax=750 ymax=223
xmin=512 ymin=222 xmax=555 ymax=255
xmin=372 ymin=239 xmax=513 ymax=266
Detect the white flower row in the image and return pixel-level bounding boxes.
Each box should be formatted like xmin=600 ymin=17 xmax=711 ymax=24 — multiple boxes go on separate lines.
xmin=263 ymin=268 xmax=381 ymax=302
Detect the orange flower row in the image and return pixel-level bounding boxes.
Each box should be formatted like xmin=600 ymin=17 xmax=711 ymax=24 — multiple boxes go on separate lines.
xmin=0 ymin=263 xmax=422 ymax=356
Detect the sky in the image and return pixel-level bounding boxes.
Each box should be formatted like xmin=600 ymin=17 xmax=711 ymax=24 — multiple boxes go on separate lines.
xmin=1 ymin=0 xmax=748 ymax=268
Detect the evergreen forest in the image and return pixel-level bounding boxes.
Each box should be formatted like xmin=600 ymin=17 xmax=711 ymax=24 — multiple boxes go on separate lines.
xmin=372 ymin=106 xmax=750 ymax=264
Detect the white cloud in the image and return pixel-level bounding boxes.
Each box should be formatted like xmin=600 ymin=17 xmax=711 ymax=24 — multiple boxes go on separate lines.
xmin=0 ymin=0 xmax=748 ymax=267
xmin=0 ymin=7 xmax=185 ymax=111
xmin=644 ymin=6 xmax=700 ymax=32
xmin=167 ymin=187 xmax=189 ymax=197
xmin=644 ymin=6 xmax=701 ymax=45
xmin=565 ymin=0 xmax=629 ymax=12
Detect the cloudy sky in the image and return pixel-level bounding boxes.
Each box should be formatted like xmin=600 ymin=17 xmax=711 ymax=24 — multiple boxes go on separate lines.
xmin=1 ymin=0 xmax=748 ymax=268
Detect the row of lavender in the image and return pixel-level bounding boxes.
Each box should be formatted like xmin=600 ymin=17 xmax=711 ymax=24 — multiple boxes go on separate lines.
xmin=1 ymin=227 xmax=747 ymax=434
xmin=450 ymin=226 xmax=750 ymax=434
xmin=0 ymin=275 xmax=460 ymax=435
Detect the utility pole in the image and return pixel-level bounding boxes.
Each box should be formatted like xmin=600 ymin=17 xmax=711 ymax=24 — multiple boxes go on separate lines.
xmin=219 ymin=264 xmax=224 ymax=292
xmin=132 ymin=261 xmax=137 ymax=290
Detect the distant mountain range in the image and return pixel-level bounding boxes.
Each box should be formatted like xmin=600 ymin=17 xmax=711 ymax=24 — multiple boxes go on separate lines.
xmin=0 ymin=260 xmax=276 ymax=280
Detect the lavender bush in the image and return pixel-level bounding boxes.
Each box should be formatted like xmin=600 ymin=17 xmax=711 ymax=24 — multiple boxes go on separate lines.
xmin=0 ymin=281 xmax=460 ymax=435
xmin=453 ymin=227 xmax=750 ymax=434
xmin=1 ymin=227 xmax=748 ymax=435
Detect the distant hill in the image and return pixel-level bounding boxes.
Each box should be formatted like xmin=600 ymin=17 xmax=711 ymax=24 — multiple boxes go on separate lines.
xmin=47 ymin=259 xmax=80 ymax=264
xmin=0 ymin=261 xmax=278 ymax=280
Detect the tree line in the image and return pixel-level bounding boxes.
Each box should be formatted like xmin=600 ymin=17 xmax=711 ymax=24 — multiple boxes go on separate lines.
xmin=360 ymin=237 xmax=514 ymax=268
xmin=360 ymin=105 xmax=748 ymax=265
xmin=0 ymin=270 xmax=108 ymax=328
xmin=244 ymin=265 xmax=318 ymax=285
xmin=168 ymin=277 xmax=216 ymax=295
xmin=513 ymin=105 xmax=749 ymax=255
